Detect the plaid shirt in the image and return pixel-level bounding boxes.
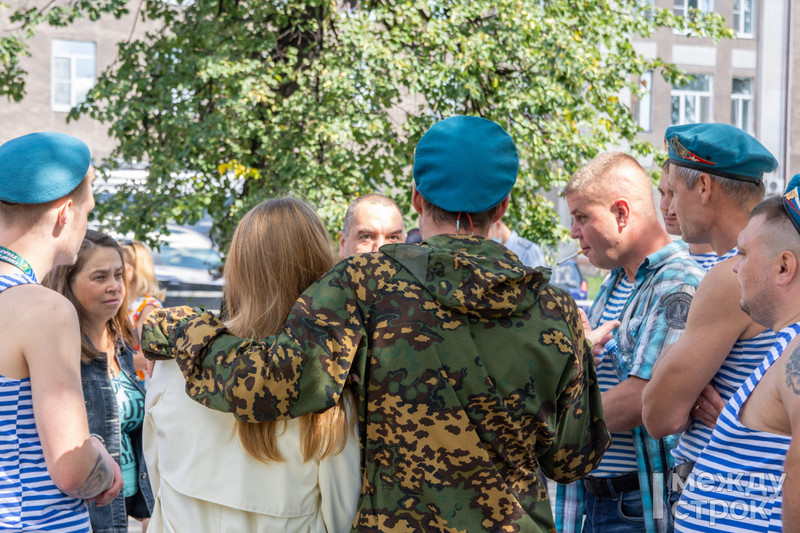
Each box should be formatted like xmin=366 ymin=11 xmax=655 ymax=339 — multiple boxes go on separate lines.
xmin=554 ymin=240 xmax=705 ymax=533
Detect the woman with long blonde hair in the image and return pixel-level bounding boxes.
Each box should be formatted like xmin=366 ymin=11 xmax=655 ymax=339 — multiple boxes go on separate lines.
xmin=120 ymin=241 xmax=165 ymax=376
xmin=143 ymin=198 xmax=360 ymax=532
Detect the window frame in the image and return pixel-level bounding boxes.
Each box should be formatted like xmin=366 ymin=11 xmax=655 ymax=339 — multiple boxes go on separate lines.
xmin=731 ymin=77 xmax=754 ymax=134
xmin=51 ymin=39 xmax=96 ymax=113
xmin=671 ymin=74 xmax=714 ymax=126
xmin=732 ymin=0 xmax=754 ymax=38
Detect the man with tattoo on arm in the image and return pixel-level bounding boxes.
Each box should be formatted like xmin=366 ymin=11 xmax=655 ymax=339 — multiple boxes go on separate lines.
xmin=0 ymin=133 xmax=122 ymax=531
xmin=642 ymin=124 xmax=778 ymax=515
xmin=673 ymin=176 xmax=800 ymax=532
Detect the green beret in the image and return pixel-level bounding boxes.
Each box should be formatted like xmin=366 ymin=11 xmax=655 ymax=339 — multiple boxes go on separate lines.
xmin=665 ymin=123 xmax=777 ymax=183
xmin=413 ymin=116 xmax=518 ymax=213
xmin=0 ymin=132 xmax=91 ymax=204
xmin=783 ymin=174 xmax=800 ymax=235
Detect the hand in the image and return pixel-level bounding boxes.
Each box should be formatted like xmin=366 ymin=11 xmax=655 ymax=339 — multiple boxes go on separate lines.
xmin=692 ymin=383 xmax=726 ymax=428
xmin=142 ymin=306 xmax=196 ymax=360
xmin=579 ymin=309 xmax=620 ymax=357
xmin=88 ymin=439 xmax=123 ymax=506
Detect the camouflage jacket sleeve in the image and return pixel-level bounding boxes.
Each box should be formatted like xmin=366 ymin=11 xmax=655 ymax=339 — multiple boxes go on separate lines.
xmin=536 ymin=287 xmax=610 ymax=483
xmin=142 ymin=261 xmax=365 ymax=422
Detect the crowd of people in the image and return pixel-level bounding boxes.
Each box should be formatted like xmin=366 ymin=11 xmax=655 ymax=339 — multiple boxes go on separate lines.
xmin=0 ymin=115 xmax=798 ymax=533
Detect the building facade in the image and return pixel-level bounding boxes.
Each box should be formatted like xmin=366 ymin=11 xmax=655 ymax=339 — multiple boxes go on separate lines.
xmin=631 ymin=0 xmax=797 ymax=191
xmin=0 ymin=6 xmax=148 ymax=162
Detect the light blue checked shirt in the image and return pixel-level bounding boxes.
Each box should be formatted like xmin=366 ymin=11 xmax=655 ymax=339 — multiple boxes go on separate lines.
xmin=554 ymin=240 xmax=706 ymax=533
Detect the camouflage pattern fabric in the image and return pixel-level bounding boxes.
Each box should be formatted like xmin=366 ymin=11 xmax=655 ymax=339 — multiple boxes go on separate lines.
xmin=143 ymin=234 xmax=610 ymax=532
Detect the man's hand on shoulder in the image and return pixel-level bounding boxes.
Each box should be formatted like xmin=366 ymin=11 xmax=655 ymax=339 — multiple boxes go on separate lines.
xmin=141 ymin=305 xmax=200 ymax=360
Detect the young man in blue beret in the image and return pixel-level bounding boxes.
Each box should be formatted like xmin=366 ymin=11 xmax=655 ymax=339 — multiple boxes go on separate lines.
xmin=0 ymin=132 xmax=123 ymax=530
xmin=673 ymin=176 xmax=800 ymax=532
xmin=556 ymin=151 xmax=705 ymax=533
xmin=642 ymin=123 xmax=778 ymax=523
xmin=142 ymin=115 xmax=610 ymax=532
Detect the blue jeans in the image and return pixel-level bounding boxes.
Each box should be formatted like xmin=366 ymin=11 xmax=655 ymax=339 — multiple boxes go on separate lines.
xmin=583 ymin=489 xmax=645 ymax=533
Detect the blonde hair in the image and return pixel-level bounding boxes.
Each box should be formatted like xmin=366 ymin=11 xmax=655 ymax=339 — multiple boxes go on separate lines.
xmin=226 ymin=197 xmax=353 ymax=463
xmin=121 ymin=241 xmax=165 ymax=301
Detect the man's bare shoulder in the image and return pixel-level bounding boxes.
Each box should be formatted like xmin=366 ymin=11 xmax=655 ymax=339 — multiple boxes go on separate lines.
xmin=0 ymin=284 xmax=78 ymax=333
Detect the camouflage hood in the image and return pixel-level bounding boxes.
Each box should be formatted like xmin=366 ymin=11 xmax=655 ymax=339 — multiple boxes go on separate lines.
xmin=381 ymin=234 xmax=549 ymax=320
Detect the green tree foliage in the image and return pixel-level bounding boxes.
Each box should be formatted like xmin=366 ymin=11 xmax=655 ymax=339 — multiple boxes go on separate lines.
xmin=2 ymin=0 xmax=732 ymax=251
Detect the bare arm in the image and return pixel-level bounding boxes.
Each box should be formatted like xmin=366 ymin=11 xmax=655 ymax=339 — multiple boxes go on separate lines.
xmin=782 ymin=340 xmax=800 ymax=532
xmin=642 ymin=261 xmax=757 ymax=438
xmin=25 ymin=291 xmax=122 ymax=501
xmin=601 ymin=376 xmax=648 ymax=432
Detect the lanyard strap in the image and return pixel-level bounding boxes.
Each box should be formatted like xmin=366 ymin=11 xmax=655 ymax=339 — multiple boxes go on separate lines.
xmin=0 ymin=246 xmax=37 ymax=283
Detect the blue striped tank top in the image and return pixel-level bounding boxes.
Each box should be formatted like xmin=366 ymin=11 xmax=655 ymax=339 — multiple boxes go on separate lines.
xmin=590 ymin=277 xmax=638 ymax=477
xmin=674 ymin=323 xmax=800 ymax=533
xmin=689 ymin=251 xmax=717 ymax=272
xmin=0 ymin=273 xmax=91 ymax=532
xmin=671 ymin=329 xmax=776 ymax=465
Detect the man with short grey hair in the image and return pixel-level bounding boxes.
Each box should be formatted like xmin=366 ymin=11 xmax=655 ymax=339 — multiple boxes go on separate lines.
xmin=338 ymin=193 xmax=405 ymax=258
xmin=643 ymin=123 xmax=779 ymax=523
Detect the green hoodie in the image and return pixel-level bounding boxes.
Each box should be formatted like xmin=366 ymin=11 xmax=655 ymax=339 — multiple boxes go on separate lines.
xmin=144 ymin=234 xmax=609 ymax=532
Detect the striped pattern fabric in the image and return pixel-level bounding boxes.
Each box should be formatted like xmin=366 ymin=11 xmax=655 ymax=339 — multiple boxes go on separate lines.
xmin=590 ymin=277 xmax=638 ymax=477
xmin=0 ymin=273 xmax=91 ymax=532
xmin=689 ymin=251 xmax=718 ymax=272
xmin=671 ymin=329 xmax=776 ymax=465
xmin=675 ymin=323 xmax=800 ymax=533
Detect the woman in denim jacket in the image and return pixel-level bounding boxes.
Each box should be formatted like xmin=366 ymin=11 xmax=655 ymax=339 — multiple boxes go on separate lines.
xmin=45 ymin=230 xmax=154 ymax=532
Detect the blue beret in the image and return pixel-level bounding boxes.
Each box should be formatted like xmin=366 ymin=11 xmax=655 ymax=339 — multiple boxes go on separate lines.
xmin=0 ymin=132 xmax=91 ymax=204
xmin=413 ymin=116 xmax=518 ymax=213
xmin=783 ymin=174 xmax=800 ymax=235
xmin=665 ymin=123 xmax=777 ymax=183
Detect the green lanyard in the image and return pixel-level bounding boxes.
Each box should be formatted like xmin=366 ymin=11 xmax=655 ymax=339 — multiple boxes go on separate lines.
xmin=0 ymin=246 xmax=36 ymax=282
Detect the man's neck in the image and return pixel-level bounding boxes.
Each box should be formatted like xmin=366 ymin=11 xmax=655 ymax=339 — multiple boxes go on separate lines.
xmin=0 ymin=232 xmax=55 ymax=282
xmin=620 ymin=226 xmax=673 ymax=282
xmin=771 ymin=301 xmax=800 ymax=332
xmin=707 ymin=206 xmax=752 ymax=256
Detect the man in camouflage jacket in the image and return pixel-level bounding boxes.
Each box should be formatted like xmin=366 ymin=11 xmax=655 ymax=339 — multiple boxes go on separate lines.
xmin=143 ymin=116 xmax=610 ymax=532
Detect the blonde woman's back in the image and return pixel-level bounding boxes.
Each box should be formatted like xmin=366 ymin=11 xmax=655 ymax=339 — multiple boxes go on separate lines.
xmin=142 ymin=198 xmax=361 ymax=533
xmin=144 ymin=360 xmax=360 ymax=533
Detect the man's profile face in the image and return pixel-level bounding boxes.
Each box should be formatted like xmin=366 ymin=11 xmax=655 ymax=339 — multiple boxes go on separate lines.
xmin=566 ymin=190 xmax=622 ymax=271
xmin=338 ymin=202 xmax=405 ymax=258
xmin=733 ymin=215 xmax=776 ymax=328
xmin=657 ymin=171 xmax=680 ymax=236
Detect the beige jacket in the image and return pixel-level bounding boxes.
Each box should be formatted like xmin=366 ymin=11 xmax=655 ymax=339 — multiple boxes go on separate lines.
xmin=143 ymin=360 xmax=361 ymax=533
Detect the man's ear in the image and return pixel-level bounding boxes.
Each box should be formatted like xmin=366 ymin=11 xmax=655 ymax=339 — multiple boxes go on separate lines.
xmin=697 ymin=173 xmax=713 ymax=205
xmin=337 ymin=232 xmax=347 ymax=259
xmin=491 ymin=196 xmax=510 ymax=224
xmin=53 ymin=197 xmax=73 ymax=235
xmin=777 ymin=251 xmax=799 ymax=287
xmin=411 ymin=182 xmax=424 ymax=216
xmin=611 ymin=198 xmax=631 ymax=230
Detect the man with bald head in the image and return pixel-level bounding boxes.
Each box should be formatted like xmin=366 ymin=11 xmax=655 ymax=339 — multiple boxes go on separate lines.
xmin=555 ymin=152 xmax=704 ymax=533
xmin=674 ymin=179 xmax=800 ymax=532
xmin=338 ymin=193 xmax=405 ymax=258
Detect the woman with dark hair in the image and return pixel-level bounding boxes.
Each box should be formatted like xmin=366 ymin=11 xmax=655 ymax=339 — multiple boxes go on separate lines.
xmin=45 ymin=230 xmax=154 ymax=533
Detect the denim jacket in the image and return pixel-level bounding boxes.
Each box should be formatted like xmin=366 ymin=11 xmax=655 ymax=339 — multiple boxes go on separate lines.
xmin=81 ymin=341 xmax=154 ymax=533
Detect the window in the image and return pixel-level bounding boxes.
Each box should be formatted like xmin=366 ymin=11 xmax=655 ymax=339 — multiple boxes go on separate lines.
xmin=671 ymin=74 xmax=713 ymax=125
xmin=732 ymin=0 xmax=754 ymax=37
xmin=731 ymin=77 xmax=753 ymax=133
xmin=51 ymin=39 xmax=96 ymax=112
xmin=633 ymin=72 xmax=653 ymax=132
xmin=674 ymin=0 xmax=715 ymax=18
xmin=636 ymin=0 xmax=656 ymax=21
